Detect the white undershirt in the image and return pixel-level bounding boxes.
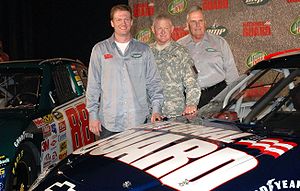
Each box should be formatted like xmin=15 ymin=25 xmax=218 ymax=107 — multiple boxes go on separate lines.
xmin=115 ymin=41 xmax=130 ymax=54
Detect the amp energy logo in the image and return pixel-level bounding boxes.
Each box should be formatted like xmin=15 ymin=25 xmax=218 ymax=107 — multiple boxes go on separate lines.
xmin=206 ymin=25 xmax=228 ymax=37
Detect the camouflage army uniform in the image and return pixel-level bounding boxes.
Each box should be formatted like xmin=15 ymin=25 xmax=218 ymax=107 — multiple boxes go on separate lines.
xmin=150 ymin=41 xmax=201 ymax=117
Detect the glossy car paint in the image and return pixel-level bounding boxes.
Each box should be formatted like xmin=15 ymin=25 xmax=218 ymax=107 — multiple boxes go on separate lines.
xmin=30 ymin=50 xmax=300 ymax=191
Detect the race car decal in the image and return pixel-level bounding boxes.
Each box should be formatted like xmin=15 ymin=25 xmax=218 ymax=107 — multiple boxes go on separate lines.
xmin=64 ymin=102 xmax=93 ymax=150
xmin=0 ymin=155 xmax=9 ymax=191
xmin=84 ymin=122 xmax=258 ymax=191
xmin=13 ymin=131 xmax=33 ymax=147
xmin=32 ymin=117 xmax=46 ymax=128
xmin=45 ymin=181 xmax=76 ymax=191
xmin=236 ymin=138 xmax=297 ymax=158
xmin=254 ymin=178 xmax=300 ymax=191
xmin=40 ymin=100 xmax=95 ymax=172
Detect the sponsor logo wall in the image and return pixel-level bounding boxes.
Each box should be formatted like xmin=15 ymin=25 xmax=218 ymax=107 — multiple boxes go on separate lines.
xmin=129 ymin=0 xmax=300 ymax=73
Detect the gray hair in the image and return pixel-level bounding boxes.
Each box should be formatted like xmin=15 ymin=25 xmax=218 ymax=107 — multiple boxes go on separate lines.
xmin=186 ymin=5 xmax=203 ymax=20
xmin=152 ymin=14 xmax=173 ymax=27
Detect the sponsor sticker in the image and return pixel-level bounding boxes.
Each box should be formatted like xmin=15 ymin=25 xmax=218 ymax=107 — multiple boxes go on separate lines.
xmin=43 ymin=114 xmax=54 ymax=124
xmin=50 ymin=135 xmax=58 ymax=149
xmin=33 ymin=117 xmax=46 ymax=128
xmin=42 ymin=124 xmax=51 ymax=138
xmin=0 ymin=157 xmax=9 ymax=167
xmin=52 ymin=111 xmax=64 ymax=121
xmin=45 ymin=181 xmax=76 ymax=191
xmin=59 ymin=140 xmax=68 ymax=152
xmin=254 ymin=178 xmax=300 ymax=191
xmin=0 ymin=167 xmax=5 ymax=178
xmin=50 ymin=123 xmax=57 ymax=135
xmin=246 ymin=51 xmax=267 ymax=68
xmin=58 ymin=132 xmax=67 ymax=142
xmin=236 ymin=138 xmax=297 ymax=158
xmin=14 ymin=131 xmax=34 ymax=147
xmin=59 ymin=150 xmax=68 ymax=160
xmin=58 ymin=121 xmax=67 ymax=133
xmin=41 ymin=139 xmax=50 ymax=152
xmin=42 ymin=153 xmax=51 ymax=169
xmin=168 ymin=0 xmax=187 ymax=15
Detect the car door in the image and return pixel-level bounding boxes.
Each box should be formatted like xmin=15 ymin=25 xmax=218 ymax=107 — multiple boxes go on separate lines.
xmin=39 ymin=61 xmax=95 ymax=172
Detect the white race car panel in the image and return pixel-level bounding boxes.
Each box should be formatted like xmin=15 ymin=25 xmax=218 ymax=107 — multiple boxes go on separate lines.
xmin=39 ymin=97 xmax=95 ymax=171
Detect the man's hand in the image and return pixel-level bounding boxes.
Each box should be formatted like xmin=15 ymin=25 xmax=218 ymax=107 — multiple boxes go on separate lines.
xmin=182 ymin=105 xmax=197 ymax=116
xmin=89 ymin=119 xmax=102 ymax=136
xmin=151 ymin=112 xmax=162 ymax=123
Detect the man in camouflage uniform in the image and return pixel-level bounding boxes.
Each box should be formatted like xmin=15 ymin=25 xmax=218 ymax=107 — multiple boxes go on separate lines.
xmin=150 ymin=14 xmax=201 ymax=117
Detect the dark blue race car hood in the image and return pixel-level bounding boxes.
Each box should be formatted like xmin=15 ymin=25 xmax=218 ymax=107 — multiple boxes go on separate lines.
xmin=30 ymin=122 xmax=300 ymax=191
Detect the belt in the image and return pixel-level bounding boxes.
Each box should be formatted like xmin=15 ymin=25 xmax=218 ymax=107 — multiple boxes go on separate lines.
xmin=201 ymin=80 xmax=226 ymax=91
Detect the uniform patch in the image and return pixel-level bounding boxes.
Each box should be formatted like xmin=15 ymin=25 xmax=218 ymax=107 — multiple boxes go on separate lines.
xmin=104 ymin=54 xmax=113 ymax=59
xmin=206 ymin=48 xmax=217 ymax=52
xmin=131 ymin=53 xmax=142 ymax=58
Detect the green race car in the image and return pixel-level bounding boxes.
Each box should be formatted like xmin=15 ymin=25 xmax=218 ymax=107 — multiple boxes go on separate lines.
xmin=0 ymin=58 xmax=96 ymax=191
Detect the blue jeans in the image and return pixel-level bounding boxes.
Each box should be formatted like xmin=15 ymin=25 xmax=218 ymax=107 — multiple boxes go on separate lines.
xmin=99 ymin=126 xmax=119 ymax=139
xmin=99 ymin=118 xmax=148 ymax=139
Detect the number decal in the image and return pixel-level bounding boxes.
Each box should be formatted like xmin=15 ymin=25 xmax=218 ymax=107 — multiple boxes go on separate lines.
xmin=65 ymin=102 xmax=95 ymax=150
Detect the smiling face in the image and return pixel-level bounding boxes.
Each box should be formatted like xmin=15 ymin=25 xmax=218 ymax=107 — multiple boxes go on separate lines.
xmin=187 ymin=10 xmax=206 ymax=42
xmin=152 ymin=17 xmax=174 ymax=45
xmin=111 ymin=9 xmax=133 ymax=41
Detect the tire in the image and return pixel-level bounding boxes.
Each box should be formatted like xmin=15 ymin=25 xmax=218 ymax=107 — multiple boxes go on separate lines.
xmin=5 ymin=142 xmax=40 ymax=191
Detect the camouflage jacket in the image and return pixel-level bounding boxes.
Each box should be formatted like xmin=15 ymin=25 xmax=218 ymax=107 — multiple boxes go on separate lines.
xmin=150 ymin=41 xmax=201 ymax=117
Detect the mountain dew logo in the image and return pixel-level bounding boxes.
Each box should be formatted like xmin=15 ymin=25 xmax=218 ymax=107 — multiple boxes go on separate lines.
xmin=206 ymin=25 xmax=228 ymax=37
xmin=136 ymin=28 xmax=154 ymax=44
xmin=168 ymin=0 xmax=187 ymax=15
xmin=243 ymin=0 xmax=270 ymax=6
xmin=246 ymin=51 xmax=267 ymax=68
xmin=290 ymin=17 xmax=300 ymax=35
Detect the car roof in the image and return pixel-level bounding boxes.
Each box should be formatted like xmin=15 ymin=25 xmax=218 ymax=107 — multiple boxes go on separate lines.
xmin=0 ymin=58 xmax=85 ymax=67
xmin=252 ymin=49 xmax=300 ymax=70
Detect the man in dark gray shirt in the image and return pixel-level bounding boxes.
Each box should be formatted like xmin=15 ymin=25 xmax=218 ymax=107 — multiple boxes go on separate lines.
xmin=86 ymin=4 xmax=164 ymax=139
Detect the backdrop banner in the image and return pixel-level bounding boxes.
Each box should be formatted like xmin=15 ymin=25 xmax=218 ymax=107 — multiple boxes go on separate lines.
xmin=128 ymin=0 xmax=300 ymax=74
